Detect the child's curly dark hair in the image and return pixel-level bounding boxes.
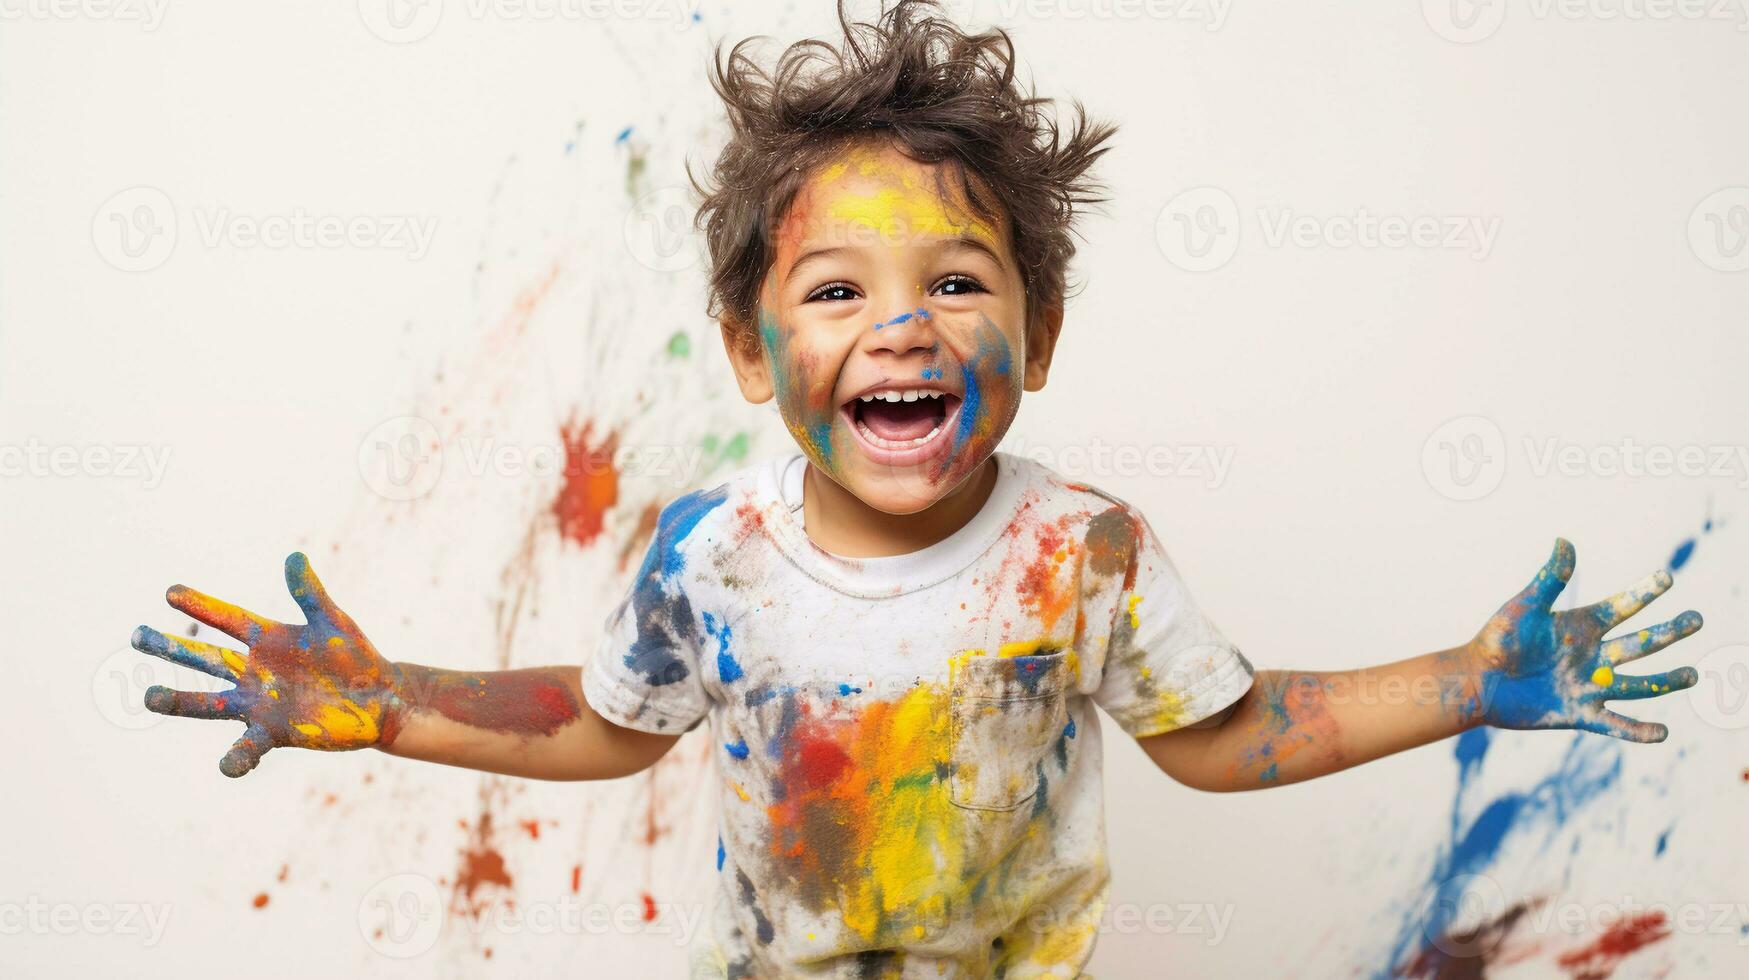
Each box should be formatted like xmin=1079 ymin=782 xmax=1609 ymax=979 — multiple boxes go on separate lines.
xmin=691 ymin=0 xmax=1117 ymax=356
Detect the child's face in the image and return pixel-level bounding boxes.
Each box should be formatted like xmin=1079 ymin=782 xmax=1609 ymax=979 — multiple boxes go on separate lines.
xmin=724 ymin=142 xmax=1060 ymax=515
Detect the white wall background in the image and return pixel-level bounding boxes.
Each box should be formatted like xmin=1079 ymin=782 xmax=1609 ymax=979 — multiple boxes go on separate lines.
xmin=3 ymin=0 xmax=1746 ymax=976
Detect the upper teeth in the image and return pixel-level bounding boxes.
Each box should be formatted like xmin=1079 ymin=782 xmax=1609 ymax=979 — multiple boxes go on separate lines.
xmin=860 ymin=390 xmax=943 ymax=403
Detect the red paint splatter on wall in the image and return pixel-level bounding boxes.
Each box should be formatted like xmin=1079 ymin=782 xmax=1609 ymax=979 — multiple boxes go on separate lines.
xmin=571 ymin=863 xmax=582 ymax=894
xmin=453 ymin=811 xmax=515 ymax=919
xmin=554 ymin=420 xmax=620 ymax=548
xmin=251 ymin=892 xmax=270 ymax=909
xmin=520 ymin=818 xmax=542 ymax=840
xmin=1555 ymin=911 xmax=1670 ymax=980
xmin=642 ymin=892 xmax=658 ymax=922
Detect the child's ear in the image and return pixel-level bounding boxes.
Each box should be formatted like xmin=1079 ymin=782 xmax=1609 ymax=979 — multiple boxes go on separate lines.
xmin=720 ymin=319 xmax=775 ymax=404
xmin=1022 ymin=304 xmax=1064 ymax=392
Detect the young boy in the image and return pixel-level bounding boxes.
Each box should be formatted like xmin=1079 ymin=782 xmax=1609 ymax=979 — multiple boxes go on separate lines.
xmin=128 ymin=3 xmax=1704 ymax=977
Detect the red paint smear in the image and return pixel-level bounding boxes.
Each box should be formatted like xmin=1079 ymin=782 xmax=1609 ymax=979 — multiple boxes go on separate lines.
xmin=251 ymin=892 xmax=269 ymax=909
xmin=1555 ymin=911 xmax=1670 ymax=980
xmin=519 ymin=819 xmax=541 ymax=840
xmin=641 ymin=893 xmax=658 ymax=922
xmin=276 ymin=864 xmax=288 ymax=883
xmin=553 ymin=420 xmax=619 ymax=548
xmin=417 ymin=667 xmax=579 ymax=737
xmin=570 ymin=863 xmax=582 ymax=894
xmin=796 ymin=728 xmax=854 ymax=791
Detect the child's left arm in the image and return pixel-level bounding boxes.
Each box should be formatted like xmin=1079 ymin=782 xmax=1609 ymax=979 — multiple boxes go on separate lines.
xmin=1138 ymin=539 xmax=1703 ymax=792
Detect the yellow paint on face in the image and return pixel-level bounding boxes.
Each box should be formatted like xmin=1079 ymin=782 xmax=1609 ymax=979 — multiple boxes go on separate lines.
xmin=812 ymin=144 xmax=999 ymax=248
xmin=1592 ymin=666 xmax=1615 ymax=687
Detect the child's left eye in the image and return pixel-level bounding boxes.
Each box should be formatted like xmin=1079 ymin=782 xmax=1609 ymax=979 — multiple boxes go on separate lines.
xmin=806 ymin=283 xmax=859 ymax=303
xmin=931 ymin=275 xmax=987 ymax=297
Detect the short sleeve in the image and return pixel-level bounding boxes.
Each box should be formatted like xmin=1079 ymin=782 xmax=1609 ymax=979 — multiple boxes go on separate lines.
xmin=1091 ymin=515 xmax=1253 ymax=739
xmin=581 ymin=495 xmax=721 ymax=735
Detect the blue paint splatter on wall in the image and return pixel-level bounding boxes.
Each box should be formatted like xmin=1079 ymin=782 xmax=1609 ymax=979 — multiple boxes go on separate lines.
xmin=1376 ymin=730 xmax=1622 ymax=978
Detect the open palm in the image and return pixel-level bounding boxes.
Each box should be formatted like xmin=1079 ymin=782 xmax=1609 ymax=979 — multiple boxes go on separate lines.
xmin=1469 ymin=538 xmax=1701 ymax=743
xmin=131 ymin=553 xmax=404 ymax=776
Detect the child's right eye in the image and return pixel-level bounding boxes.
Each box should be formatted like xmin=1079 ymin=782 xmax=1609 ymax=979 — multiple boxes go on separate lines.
xmin=806 ymin=282 xmax=859 ymax=303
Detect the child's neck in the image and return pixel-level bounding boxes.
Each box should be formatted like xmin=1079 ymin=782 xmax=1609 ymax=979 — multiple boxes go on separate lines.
xmin=801 ymin=458 xmax=998 ymax=559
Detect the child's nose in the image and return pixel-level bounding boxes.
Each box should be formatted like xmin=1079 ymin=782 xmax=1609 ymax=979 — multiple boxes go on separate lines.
xmin=861 ymin=303 xmax=937 ymax=359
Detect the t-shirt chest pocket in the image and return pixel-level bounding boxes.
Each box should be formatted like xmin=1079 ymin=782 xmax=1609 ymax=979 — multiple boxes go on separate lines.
xmin=948 ymin=650 xmax=1072 ymax=811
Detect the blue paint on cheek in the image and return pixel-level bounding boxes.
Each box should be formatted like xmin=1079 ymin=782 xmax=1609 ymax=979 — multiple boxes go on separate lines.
xmin=1062 ymin=718 xmax=1077 ymax=740
xmin=954 ymin=363 xmax=981 ymax=452
xmin=725 ymin=739 xmax=749 ymax=759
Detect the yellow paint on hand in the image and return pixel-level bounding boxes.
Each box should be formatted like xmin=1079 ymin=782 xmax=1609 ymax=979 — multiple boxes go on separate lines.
xmin=220 ymin=649 xmax=248 ymax=674
xmin=732 ymin=782 xmax=750 ymax=802
xmin=1592 ymin=666 xmax=1615 ymax=687
xmin=1127 ymin=595 xmax=1143 ymax=630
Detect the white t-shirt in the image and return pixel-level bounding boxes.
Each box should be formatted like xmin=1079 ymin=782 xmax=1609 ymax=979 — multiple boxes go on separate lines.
xmin=583 ymin=452 xmax=1254 ymax=978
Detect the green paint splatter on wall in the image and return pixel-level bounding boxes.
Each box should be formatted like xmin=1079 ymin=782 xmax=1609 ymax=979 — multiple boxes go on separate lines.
xmin=667 ymin=331 xmax=691 ymax=358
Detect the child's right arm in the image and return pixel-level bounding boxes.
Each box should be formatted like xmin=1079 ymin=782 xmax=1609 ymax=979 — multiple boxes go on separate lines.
xmin=130 ymin=552 xmax=679 ymax=780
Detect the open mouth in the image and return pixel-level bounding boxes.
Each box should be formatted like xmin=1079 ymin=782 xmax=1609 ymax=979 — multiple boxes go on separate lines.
xmin=843 ymin=386 xmax=961 ymax=464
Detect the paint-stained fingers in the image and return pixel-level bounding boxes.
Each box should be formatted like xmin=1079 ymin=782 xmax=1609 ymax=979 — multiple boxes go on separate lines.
xmin=131 ymin=625 xmax=241 ymax=680
xmin=218 ymin=724 xmax=273 ymax=778
xmin=165 ymin=586 xmax=273 ymax=645
xmin=144 ymin=686 xmax=243 ymax=720
xmin=284 ymin=552 xmax=336 ymax=625
xmin=1583 ymin=569 xmax=1673 ymax=631
xmin=1602 ymin=610 xmax=1704 ymax=666
xmin=1577 ymin=709 xmax=1667 ymax=744
xmin=1599 ymin=667 xmax=1699 ymax=702
xmin=1510 ymin=538 xmax=1576 ymax=611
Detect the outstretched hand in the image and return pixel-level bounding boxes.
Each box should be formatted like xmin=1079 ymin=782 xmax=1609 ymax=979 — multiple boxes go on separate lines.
xmin=131 ymin=553 xmax=404 ymax=777
xmin=1466 ymin=538 xmax=1702 ymax=743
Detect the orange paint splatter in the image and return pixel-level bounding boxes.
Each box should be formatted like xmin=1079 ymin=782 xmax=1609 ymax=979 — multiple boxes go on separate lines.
xmin=554 ymin=420 xmax=619 ymax=548
xmin=570 ymin=863 xmax=582 ymax=894
xmin=642 ymin=893 xmax=658 ymax=922
xmin=251 ymin=892 xmax=269 ymax=909
xmin=453 ymin=812 xmax=514 ymax=919
xmin=519 ymin=818 xmax=541 ymax=840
